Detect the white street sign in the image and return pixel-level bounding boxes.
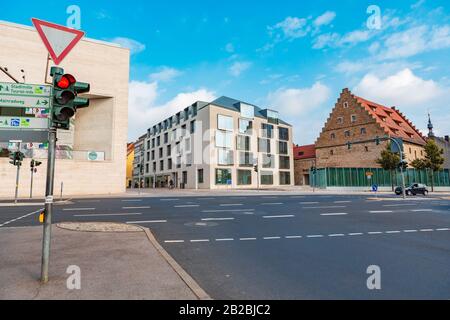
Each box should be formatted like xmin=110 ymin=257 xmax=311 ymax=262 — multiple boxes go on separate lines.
xmin=0 ymin=82 xmax=51 ymax=97
xmin=0 ymin=117 xmax=49 ymax=130
xmin=0 ymin=95 xmax=50 ymax=109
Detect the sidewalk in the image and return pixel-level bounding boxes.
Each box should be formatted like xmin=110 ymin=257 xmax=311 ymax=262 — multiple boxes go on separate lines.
xmin=0 ymin=222 xmax=208 ymax=300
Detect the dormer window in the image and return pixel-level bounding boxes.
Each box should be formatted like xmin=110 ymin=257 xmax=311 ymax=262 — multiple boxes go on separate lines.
xmin=343 ymin=102 xmax=349 ymax=108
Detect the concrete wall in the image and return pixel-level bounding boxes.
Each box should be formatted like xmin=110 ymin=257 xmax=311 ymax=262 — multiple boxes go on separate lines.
xmin=0 ymin=21 xmax=129 ymax=197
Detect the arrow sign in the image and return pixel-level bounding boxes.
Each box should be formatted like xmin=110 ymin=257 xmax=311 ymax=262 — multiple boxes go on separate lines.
xmin=32 ymin=18 xmax=85 ymax=65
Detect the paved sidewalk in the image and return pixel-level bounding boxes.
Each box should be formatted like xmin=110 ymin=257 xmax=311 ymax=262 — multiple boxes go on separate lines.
xmin=0 ymin=223 xmax=206 ymax=300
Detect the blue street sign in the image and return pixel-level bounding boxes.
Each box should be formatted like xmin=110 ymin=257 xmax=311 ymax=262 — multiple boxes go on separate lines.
xmin=372 ymin=184 xmax=378 ymax=192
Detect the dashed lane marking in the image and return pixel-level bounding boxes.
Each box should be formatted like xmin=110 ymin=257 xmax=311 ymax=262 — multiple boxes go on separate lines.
xmin=261 ymin=203 xmax=284 ymax=205
xmin=201 ymin=217 xmax=235 ymax=221
xmin=320 ymin=213 xmax=348 ymax=216
xmin=303 ymin=206 xmax=347 ymax=209
xmin=202 ymin=209 xmax=254 ymax=213
xmin=63 ymin=208 xmax=96 ymax=211
xmin=122 ymin=206 xmax=151 ymax=209
xmin=263 ymin=215 xmax=294 ymax=219
xmin=220 ymin=204 xmax=243 ymax=207
xmin=75 ymin=213 xmax=142 ymax=217
xmin=126 ymin=220 xmax=167 ymax=224
xmin=174 ymin=205 xmax=200 ymax=208
xmin=370 ymin=211 xmax=393 ymax=213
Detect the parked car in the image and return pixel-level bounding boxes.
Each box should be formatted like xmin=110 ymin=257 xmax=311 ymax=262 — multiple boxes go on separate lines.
xmin=395 ymin=183 xmax=429 ymax=196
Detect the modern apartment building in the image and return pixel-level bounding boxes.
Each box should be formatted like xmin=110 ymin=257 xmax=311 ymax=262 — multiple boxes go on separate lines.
xmin=132 ymin=134 xmax=146 ymax=188
xmin=142 ymin=96 xmax=294 ymax=189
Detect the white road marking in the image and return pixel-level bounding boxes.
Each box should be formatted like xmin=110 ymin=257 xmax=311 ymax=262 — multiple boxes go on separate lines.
xmin=174 ymin=205 xmax=200 ymax=208
xmin=263 ymin=237 xmax=281 ymax=240
xmin=300 ymin=202 xmax=319 ymax=204
xmin=122 ymin=206 xmax=150 ymax=209
xmin=215 ymin=238 xmax=234 ymax=242
xmin=202 ymin=209 xmax=254 ymax=213
xmin=368 ymin=232 xmax=383 ymax=235
xmin=348 ymin=233 xmax=363 ymax=236
xmin=0 ymin=208 xmax=43 ymax=228
xmin=307 ymin=235 xmax=324 ymax=238
xmin=122 ymin=199 xmax=142 ymax=202
xmin=320 ymin=213 xmax=348 ymax=216
xmin=285 ymin=236 xmax=303 ymax=239
xmin=304 ymin=206 xmax=347 ymax=209
xmin=411 ymin=209 xmax=433 ymax=212
xmin=190 ymin=239 xmax=210 ymax=243
xmin=420 ymin=229 xmax=434 ymax=232
xmin=385 ymin=231 xmax=401 ymax=234
xmin=328 ymin=234 xmax=345 ymax=237
xmin=403 ymin=230 xmax=418 ymax=233
xmin=126 ymin=220 xmax=167 ymax=224
xmin=334 ymin=201 xmax=351 ymax=203
xmin=160 ymin=199 xmax=179 ymax=201
xmin=370 ymin=211 xmax=393 ymax=213
xmin=436 ymin=228 xmax=450 ymax=231
xmin=201 ymin=217 xmax=235 ymax=221
xmin=63 ymin=208 xmax=96 ymax=211
xmin=220 ymin=204 xmax=243 ymax=207
xmin=240 ymin=238 xmax=257 ymax=241
xmin=165 ymin=240 xmax=185 ymax=243
xmin=263 ymin=215 xmax=295 ymax=219
xmin=383 ymin=204 xmax=416 ymax=207
xmin=75 ymin=213 xmax=142 ymax=217
xmin=261 ymin=203 xmax=284 ymax=205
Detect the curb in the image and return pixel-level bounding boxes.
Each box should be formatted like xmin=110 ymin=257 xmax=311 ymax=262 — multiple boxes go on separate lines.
xmin=142 ymin=227 xmax=212 ymax=300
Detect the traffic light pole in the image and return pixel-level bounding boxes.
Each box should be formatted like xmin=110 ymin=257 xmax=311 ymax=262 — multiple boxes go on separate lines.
xmin=41 ymin=128 xmax=57 ymax=283
xmin=30 ymin=166 xmax=34 ymax=199
xmin=389 ymin=138 xmax=406 ymax=200
xmin=14 ymin=162 xmax=20 ymax=204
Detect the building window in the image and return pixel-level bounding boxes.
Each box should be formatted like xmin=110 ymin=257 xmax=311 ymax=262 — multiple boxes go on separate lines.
xmin=351 ymin=115 xmax=357 ymax=123
xmin=344 ymin=130 xmax=351 ymax=137
xmin=261 ymin=171 xmax=274 ymax=185
xmin=151 ymin=138 xmax=155 ymax=148
xmin=151 ymin=150 xmax=155 ymax=161
xmin=186 ymin=153 xmax=192 ymax=167
xmin=159 ymin=148 xmax=163 ymax=158
xmin=157 ymin=136 xmax=161 ymax=147
xmin=258 ymin=138 xmax=271 ymax=153
xmin=337 ymin=117 xmax=343 ymax=124
xmin=164 ymin=132 xmax=168 ymax=144
xmin=146 ymin=152 xmax=150 ymax=162
xmin=280 ymin=172 xmax=291 ymax=185
xmin=185 ymin=137 xmax=191 ymax=153
xmin=279 ymin=156 xmax=290 ymax=169
xmin=168 ymin=158 xmax=172 ymax=170
xmin=190 ymin=120 xmax=196 ymax=134
xmin=278 ymin=127 xmax=289 ymax=141
xmin=176 ymin=156 xmax=181 ymax=169
xmin=216 ymin=169 xmax=232 ymax=185
xmin=365 ymin=146 xmax=369 ymax=152
xmin=175 ymin=142 xmax=181 ymax=154
xmin=361 ymin=128 xmax=366 ymax=135
xmin=330 ymin=150 xmax=334 ymax=155
xmin=262 ymin=154 xmax=275 ymax=169
xmin=167 ymin=145 xmax=171 ymax=157
xmin=239 ymin=119 xmax=253 ymax=135
xmin=237 ymin=170 xmax=252 ymax=185
xmin=181 ymin=124 xmax=187 ymax=136
xmin=145 ymin=164 xmax=149 ymax=174
xmin=331 ymin=133 xmax=336 ymax=140
xmin=216 ymin=131 xmax=233 ymax=148
xmin=160 ymin=160 xmax=164 ymax=171
xmin=343 ymin=102 xmax=349 ymax=108
xmin=240 ymin=103 xmax=255 ymax=119
xmin=152 ymin=162 xmax=156 ymax=172
xmin=239 ymin=152 xmax=253 ymax=167
xmin=237 ymin=135 xmax=251 ymax=151
xmin=266 ymin=110 xmax=279 ymax=125
xmin=198 ymin=169 xmax=204 ymax=183
xmin=218 ymin=149 xmax=234 ymax=165
xmin=262 ymin=123 xmax=274 ymax=138
xmin=218 ymin=115 xmax=233 ymax=131
xmin=278 ymin=141 xmax=288 ymax=155
xmin=146 ymin=140 xmax=150 ymax=149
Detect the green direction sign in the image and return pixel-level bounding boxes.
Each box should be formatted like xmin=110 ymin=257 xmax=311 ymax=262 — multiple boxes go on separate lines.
xmin=0 ymin=82 xmax=51 ymax=109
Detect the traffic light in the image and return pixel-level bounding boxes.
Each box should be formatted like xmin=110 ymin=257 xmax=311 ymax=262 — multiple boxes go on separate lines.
xmin=254 ymin=165 xmax=259 ymax=173
xmin=375 ymin=136 xmax=380 ymax=145
xmin=50 ymin=67 xmax=90 ymax=130
xmin=9 ymin=152 xmax=16 ymax=166
xmin=9 ymin=151 xmax=24 ymax=167
xmin=31 ymin=160 xmax=42 ymax=172
xmin=398 ymin=159 xmax=408 ymax=170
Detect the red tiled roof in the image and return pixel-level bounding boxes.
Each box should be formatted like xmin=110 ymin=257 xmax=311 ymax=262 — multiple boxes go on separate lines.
xmin=294 ymin=144 xmax=316 ymax=160
xmin=354 ymin=95 xmax=427 ymax=146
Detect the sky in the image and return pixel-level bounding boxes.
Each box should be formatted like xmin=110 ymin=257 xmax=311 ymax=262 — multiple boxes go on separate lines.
xmin=2 ymin=0 xmax=450 ymax=144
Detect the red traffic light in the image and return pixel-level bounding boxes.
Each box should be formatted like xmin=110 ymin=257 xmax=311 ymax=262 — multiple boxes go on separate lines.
xmin=56 ymin=74 xmax=76 ymax=89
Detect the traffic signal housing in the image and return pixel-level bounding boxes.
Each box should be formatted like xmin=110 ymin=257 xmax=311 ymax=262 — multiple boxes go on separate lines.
xmin=9 ymin=151 xmax=24 ymax=167
xmin=50 ymin=67 xmax=90 ymax=130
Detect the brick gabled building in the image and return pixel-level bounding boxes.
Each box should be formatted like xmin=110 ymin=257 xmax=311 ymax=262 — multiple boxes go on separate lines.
xmin=293 ymin=144 xmax=316 ymax=185
xmin=315 ymin=88 xmax=427 ymax=168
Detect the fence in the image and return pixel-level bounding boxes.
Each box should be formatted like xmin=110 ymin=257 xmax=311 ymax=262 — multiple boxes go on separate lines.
xmin=311 ymin=167 xmax=450 ymax=189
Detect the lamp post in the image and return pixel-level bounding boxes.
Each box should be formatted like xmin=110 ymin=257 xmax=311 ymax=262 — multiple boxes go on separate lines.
xmin=389 ymin=138 xmax=406 ymax=200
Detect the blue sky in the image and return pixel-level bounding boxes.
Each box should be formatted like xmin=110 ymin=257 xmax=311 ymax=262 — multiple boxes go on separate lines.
xmin=2 ymin=0 xmax=450 ymax=144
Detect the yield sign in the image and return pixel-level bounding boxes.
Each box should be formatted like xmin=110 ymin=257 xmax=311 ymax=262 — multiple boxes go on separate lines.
xmin=32 ymin=18 xmax=85 ymax=65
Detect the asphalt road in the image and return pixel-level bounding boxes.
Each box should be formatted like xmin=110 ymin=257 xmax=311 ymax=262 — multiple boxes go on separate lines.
xmin=1 ymin=193 xmax=449 ymax=299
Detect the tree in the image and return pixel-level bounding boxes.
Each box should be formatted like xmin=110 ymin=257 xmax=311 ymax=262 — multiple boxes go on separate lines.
xmin=410 ymin=158 xmax=426 ymax=170
xmin=376 ymin=143 xmax=400 ymax=191
xmin=423 ymin=139 xmax=445 ymax=192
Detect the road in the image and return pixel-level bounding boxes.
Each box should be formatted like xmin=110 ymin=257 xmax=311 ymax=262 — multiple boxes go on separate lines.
xmin=1 ymin=193 xmax=449 ymax=299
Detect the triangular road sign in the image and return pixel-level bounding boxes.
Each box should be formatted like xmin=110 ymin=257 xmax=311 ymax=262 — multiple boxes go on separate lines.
xmin=32 ymin=18 xmax=85 ymax=65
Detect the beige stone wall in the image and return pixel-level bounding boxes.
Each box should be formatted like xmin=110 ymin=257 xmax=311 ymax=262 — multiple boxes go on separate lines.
xmin=0 ymin=21 xmax=129 ymax=197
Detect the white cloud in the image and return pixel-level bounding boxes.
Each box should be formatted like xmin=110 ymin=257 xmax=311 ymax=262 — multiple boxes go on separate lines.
xmin=313 ymin=11 xmax=336 ymax=27
xmin=312 ymin=30 xmax=371 ymax=49
xmin=128 ymin=80 xmax=216 ymax=141
xmin=225 ymin=43 xmax=235 ymax=53
xmin=229 ymin=61 xmax=252 ymax=77
xmin=149 ymin=67 xmax=183 ymax=82
xmin=267 ymin=82 xmax=332 ymax=144
xmin=270 ymin=16 xmax=310 ymax=40
xmin=312 ymin=32 xmax=339 ymax=49
xmin=109 ymin=37 xmax=146 ymax=55
xmin=354 ymin=68 xmax=444 ymax=108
